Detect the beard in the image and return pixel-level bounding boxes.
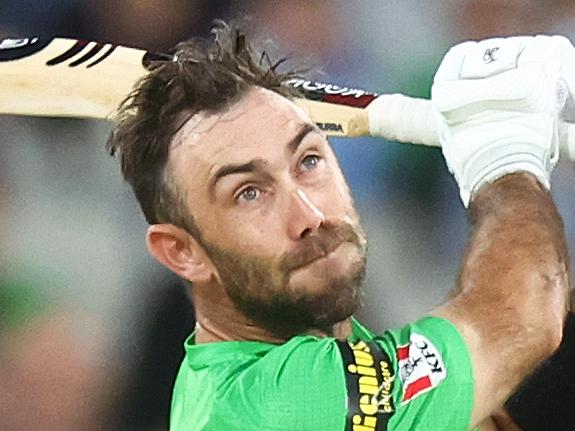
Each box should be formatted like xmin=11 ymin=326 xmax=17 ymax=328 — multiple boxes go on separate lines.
xmin=200 ymin=220 xmax=367 ymax=338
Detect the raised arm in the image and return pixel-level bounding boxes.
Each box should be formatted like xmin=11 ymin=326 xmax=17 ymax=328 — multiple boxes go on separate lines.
xmin=434 ymin=173 xmax=569 ymax=425
xmin=430 ymin=36 xmax=572 ymax=427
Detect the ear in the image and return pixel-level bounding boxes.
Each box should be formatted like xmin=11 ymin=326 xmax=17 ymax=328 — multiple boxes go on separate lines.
xmin=146 ymin=224 xmax=215 ymax=284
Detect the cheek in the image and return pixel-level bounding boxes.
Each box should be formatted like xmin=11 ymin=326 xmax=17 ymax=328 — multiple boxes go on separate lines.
xmin=205 ymin=212 xmax=285 ymax=257
xmin=335 ymin=179 xmax=354 ymax=206
xmin=320 ymin=156 xmax=354 ymax=204
xmin=317 ymin=168 xmax=355 ymax=213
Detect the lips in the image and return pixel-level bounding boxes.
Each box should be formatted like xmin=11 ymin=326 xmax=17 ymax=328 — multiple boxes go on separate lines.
xmin=296 ymin=240 xmax=345 ymax=270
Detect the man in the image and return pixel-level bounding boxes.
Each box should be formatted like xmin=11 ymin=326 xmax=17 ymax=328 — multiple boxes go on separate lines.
xmin=108 ymin=24 xmax=572 ymax=430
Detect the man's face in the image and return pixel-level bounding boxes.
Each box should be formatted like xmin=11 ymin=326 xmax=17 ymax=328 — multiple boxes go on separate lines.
xmin=170 ymin=88 xmax=367 ymax=335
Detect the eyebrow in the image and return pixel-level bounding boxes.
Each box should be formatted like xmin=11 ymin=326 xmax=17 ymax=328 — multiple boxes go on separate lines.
xmin=210 ymin=159 xmax=268 ymax=192
xmin=287 ymin=123 xmax=318 ymax=153
xmin=209 ymin=123 xmax=320 ymax=193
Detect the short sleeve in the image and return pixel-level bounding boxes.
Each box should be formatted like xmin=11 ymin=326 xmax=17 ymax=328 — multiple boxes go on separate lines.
xmin=175 ymin=316 xmax=474 ymax=431
xmin=377 ymin=316 xmax=475 ymax=430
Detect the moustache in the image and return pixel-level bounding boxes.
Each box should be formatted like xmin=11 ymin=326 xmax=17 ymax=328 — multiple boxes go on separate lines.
xmin=279 ymin=221 xmax=364 ymax=273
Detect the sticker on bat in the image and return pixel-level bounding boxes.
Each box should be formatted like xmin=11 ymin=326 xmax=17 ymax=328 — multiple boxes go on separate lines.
xmin=285 ymin=78 xmax=378 ymax=108
xmin=0 ymin=37 xmax=51 ymax=62
xmin=286 ymin=78 xmax=378 ymax=97
xmin=0 ymin=38 xmax=38 ymax=50
xmin=316 ymin=122 xmax=344 ymax=133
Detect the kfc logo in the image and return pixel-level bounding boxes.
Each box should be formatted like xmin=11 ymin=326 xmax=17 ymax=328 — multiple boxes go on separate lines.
xmin=396 ymin=333 xmax=447 ymax=403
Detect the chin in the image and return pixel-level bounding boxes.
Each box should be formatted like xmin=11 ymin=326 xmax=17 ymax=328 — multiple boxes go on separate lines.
xmin=291 ymin=255 xmax=366 ymax=331
xmin=222 ymin=241 xmax=366 ymax=338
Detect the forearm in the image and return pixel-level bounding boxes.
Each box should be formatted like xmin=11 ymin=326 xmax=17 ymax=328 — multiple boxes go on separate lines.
xmin=477 ymin=409 xmax=522 ymax=431
xmin=434 ymin=172 xmax=569 ymax=422
xmin=429 ymin=35 xmax=575 ymax=427
xmin=462 ymin=172 xmax=568 ymax=353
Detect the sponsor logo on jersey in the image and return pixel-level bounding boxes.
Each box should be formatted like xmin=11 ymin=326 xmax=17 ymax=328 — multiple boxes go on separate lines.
xmin=337 ymin=339 xmax=395 ymax=431
xmin=396 ymin=333 xmax=446 ymax=404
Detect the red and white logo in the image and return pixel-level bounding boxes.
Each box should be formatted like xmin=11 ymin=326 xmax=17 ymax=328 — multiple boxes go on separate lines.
xmin=396 ymin=333 xmax=446 ymax=404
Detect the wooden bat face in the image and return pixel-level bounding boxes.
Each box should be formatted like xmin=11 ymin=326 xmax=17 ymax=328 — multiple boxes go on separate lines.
xmin=0 ymin=37 xmax=149 ymax=119
xmin=0 ymin=37 xmax=372 ymax=137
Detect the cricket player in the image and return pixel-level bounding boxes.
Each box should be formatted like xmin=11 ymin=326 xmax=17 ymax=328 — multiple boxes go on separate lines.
xmin=108 ymin=23 xmax=573 ymax=430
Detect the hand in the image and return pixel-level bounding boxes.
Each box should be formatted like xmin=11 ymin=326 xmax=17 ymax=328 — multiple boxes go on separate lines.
xmin=432 ymin=35 xmax=574 ymax=206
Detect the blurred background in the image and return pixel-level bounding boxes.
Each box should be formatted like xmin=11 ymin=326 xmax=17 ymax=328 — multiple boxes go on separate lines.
xmin=1 ymin=0 xmax=575 ymax=429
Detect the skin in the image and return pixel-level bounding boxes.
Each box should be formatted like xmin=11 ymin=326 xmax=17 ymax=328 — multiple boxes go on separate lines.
xmin=487 ymin=410 xmax=522 ymax=431
xmin=433 ymin=173 xmax=569 ymax=427
xmin=481 ymin=303 xmax=575 ymax=430
xmin=146 ymin=87 xmax=569 ymax=427
xmin=148 ymin=87 xmax=366 ymax=343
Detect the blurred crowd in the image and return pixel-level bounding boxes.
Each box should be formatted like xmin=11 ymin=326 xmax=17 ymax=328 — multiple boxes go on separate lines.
xmin=2 ymin=1 xmax=575 ymax=429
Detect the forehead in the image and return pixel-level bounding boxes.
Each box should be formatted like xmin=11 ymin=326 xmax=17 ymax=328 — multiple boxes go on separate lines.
xmin=168 ymin=87 xmax=314 ymax=186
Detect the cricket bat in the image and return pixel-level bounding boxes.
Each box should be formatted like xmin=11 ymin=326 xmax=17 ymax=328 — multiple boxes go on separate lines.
xmin=1 ymin=36 xmax=573 ymax=158
xmin=0 ymin=37 xmax=438 ymax=145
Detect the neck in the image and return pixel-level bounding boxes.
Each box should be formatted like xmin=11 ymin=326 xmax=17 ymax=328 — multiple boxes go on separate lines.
xmin=189 ymin=283 xmax=352 ymax=344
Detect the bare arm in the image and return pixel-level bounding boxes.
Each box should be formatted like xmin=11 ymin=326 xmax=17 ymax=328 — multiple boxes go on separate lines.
xmin=477 ymin=409 xmax=522 ymax=431
xmin=433 ymin=172 xmax=570 ymax=427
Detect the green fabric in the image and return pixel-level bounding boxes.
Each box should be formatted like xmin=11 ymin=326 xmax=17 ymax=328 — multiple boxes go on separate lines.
xmin=367 ymin=317 xmax=474 ymax=430
xmin=170 ymin=316 xmax=474 ymax=430
xmin=0 ymin=275 xmax=47 ymax=334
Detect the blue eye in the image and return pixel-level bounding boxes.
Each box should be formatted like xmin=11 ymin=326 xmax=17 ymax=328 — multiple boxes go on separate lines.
xmin=301 ymin=154 xmax=321 ymax=171
xmin=237 ymin=186 xmax=261 ymax=202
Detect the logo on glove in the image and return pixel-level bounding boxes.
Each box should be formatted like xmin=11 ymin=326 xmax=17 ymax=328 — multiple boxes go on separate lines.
xmin=483 ymin=47 xmax=499 ymax=64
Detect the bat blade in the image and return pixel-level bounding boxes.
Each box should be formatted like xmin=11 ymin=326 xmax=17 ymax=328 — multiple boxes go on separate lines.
xmin=0 ymin=37 xmax=149 ymax=119
xmin=0 ymin=36 xmax=427 ymax=145
xmin=0 ymin=36 xmax=374 ymax=136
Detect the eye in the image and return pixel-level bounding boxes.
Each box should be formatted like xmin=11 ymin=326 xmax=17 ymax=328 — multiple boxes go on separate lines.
xmin=236 ymin=185 xmax=261 ymax=203
xmin=300 ymin=154 xmax=321 ymax=172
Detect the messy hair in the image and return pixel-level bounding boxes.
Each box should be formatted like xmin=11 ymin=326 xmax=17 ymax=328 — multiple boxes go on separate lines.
xmin=107 ymin=20 xmax=302 ymax=237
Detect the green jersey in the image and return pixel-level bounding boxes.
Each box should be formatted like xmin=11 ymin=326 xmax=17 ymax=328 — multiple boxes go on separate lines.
xmin=170 ymin=316 xmax=474 ymax=430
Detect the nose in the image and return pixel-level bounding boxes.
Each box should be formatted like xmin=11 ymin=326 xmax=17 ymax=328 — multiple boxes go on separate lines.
xmin=287 ymin=189 xmax=326 ymax=240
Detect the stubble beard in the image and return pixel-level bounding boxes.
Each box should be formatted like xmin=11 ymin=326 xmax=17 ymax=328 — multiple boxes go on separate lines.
xmin=201 ymin=220 xmax=367 ymax=338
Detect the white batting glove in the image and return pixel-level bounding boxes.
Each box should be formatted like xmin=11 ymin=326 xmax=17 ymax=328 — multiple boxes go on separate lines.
xmin=432 ymin=35 xmax=574 ymax=206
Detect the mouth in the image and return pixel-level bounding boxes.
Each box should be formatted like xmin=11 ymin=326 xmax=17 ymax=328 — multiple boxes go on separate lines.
xmin=293 ymin=241 xmax=347 ymax=271
xmin=281 ymin=221 xmax=363 ymax=274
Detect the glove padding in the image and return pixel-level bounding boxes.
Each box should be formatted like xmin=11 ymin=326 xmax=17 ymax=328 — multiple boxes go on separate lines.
xmin=432 ymin=35 xmax=574 ymax=206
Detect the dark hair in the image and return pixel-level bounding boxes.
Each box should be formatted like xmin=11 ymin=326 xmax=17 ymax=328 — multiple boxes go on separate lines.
xmin=107 ymin=20 xmax=302 ymax=237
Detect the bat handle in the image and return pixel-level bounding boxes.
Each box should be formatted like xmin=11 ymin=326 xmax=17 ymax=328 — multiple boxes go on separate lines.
xmin=564 ymin=123 xmax=575 ymax=161
xmin=367 ymin=94 xmax=440 ymax=147
xmin=366 ymin=94 xmax=575 ymax=161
